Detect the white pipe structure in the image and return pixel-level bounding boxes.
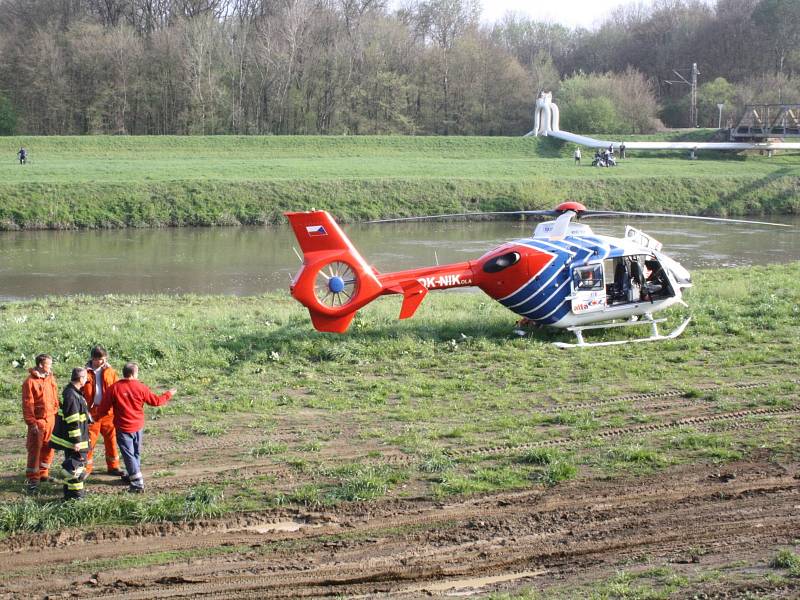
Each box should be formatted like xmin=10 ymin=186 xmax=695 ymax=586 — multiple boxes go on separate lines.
xmin=531 ymin=91 xmax=560 ymax=136
xmin=542 ymin=129 xmax=800 ymax=150
xmin=524 ymin=95 xmax=800 ymax=151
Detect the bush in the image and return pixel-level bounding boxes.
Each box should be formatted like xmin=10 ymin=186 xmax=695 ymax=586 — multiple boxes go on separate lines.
xmin=558 ymin=68 xmax=662 ymax=134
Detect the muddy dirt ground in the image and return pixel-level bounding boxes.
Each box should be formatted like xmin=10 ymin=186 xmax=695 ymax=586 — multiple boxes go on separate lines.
xmin=1 ymin=382 xmax=798 ymax=599
xmin=0 ymin=456 xmax=798 ymax=599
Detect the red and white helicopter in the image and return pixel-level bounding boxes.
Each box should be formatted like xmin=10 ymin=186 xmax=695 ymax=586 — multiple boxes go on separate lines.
xmin=285 ymin=203 xmax=788 ymax=347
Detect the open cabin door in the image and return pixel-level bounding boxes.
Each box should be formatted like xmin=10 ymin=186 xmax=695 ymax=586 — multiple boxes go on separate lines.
xmin=570 ymin=263 xmax=606 ymax=315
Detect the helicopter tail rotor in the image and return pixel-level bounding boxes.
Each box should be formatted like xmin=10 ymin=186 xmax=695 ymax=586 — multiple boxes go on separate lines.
xmin=286 ymin=211 xmax=384 ymax=333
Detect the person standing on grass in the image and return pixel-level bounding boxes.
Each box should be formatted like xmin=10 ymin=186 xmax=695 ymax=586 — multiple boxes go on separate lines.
xmin=50 ymin=368 xmax=91 ymax=500
xmin=574 ymin=146 xmax=581 ymax=165
xmin=82 ymin=345 xmax=123 ymax=477
xmin=22 ymin=353 xmax=59 ymax=494
xmin=96 ymin=362 xmax=176 ymax=493
xmin=17 ymin=147 xmax=26 ymax=164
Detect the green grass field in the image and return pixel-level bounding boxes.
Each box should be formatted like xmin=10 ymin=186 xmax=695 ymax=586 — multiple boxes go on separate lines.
xmin=0 ymin=262 xmax=797 ymax=533
xmin=0 ymin=134 xmax=798 ymax=229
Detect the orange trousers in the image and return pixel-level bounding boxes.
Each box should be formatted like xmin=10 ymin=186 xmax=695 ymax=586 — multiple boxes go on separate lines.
xmin=25 ymin=417 xmax=55 ymax=482
xmin=86 ymin=413 xmax=120 ymax=473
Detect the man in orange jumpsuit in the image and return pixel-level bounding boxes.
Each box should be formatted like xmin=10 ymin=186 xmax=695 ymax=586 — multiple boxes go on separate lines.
xmin=22 ymin=353 xmax=59 ymax=494
xmin=82 ymin=345 xmax=123 ymax=476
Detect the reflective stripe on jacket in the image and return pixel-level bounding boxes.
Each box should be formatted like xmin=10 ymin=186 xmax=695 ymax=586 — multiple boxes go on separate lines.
xmin=50 ymin=384 xmax=91 ymax=451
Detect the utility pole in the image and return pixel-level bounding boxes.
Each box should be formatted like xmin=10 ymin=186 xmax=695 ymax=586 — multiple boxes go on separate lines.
xmin=666 ymin=63 xmax=700 ymax=128
xmin=717 ymin=103 xmax=724 ymax=129
xmin=691 ymin=63 xmax=699 ymax=128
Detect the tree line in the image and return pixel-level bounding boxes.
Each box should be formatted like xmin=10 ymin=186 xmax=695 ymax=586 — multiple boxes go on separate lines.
xmin=0 ymin=0 xmax=797 ymax=136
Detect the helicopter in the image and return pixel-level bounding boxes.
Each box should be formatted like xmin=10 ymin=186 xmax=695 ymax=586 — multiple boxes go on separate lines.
xmin=285 ymin=203 xmax=789 ymax=347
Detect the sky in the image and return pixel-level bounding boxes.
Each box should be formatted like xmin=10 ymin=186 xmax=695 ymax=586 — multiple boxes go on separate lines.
xmin=478 ymin=0 xmax=705 ymax=29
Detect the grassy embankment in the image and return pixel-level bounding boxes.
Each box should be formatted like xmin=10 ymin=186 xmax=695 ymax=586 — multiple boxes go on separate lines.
xmin=0 ymin=133 xmax=798 ymax=229
xmin=0 ymin=262 xmax=797 ymax=534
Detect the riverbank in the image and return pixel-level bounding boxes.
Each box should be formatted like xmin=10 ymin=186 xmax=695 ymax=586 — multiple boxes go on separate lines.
xmin=1 ymin=135 xmax=798 ymax=229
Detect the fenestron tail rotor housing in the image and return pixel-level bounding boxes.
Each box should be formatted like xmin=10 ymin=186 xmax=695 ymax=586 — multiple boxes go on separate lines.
xmin=314 ymin=261 xmax=358 ymax=308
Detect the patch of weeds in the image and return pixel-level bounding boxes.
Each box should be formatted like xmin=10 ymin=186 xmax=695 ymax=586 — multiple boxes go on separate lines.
xmin=517 ymin=447 xmax=563 ymax=465
xmin=587 ymin=569 xmax=672 ymax=599
xmin=532 ymin=461 xmax=578 ymax=487
xmin=325 ymin=464 xmax=409 ymax=502
xmin=435 ymin=465 xmax=529 ymax=497
xmin=151 ymin=470 xmax=176 ymax=478
xmin=603 ymin=444 xmax=668 ymax=472
xmin=285 ymin=457 xmax=310 ymax=472
xmin=770 ymin=549 xmax=800 ymax=576
xmin=418 ymin=451 xmax=455 ymax=474
xmin=0 ymin=485 xmax=226 ymax=533
xmin=296 ymin=440 xmax=322 ymax=452
xmin=170 ymin=426 xmax=191 ymax=442
xmin=667 ymin=431 xmax=742 ymax=462
xmin=134 ymin=485 xmax=225 ymax=522
xmin=517 ymin=448 xmax=578 ymax=487
xmin=190 ymin=420 xmax=228 ymax=437
xmin=250 ymin=441 xmax=288 ymax=457
xmin=263 ymin=491 xmax=288 ymax=506
xmin=287 ymin=484 xmax=324 ymax=507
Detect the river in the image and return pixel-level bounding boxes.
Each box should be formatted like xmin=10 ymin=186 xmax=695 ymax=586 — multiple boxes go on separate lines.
xmin=1 ymin=217 xmax=797 ymax=300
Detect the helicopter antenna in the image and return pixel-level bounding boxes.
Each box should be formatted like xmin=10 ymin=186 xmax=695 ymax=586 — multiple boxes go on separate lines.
xmin=434 ymin=250 xmax=439 ymax=266
xmin=292 ymin=246 xmax=303 ymax=262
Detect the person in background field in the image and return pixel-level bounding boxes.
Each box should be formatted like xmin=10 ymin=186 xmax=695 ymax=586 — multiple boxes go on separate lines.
xmin=96 ymin=362 xmax=177 ymax=493
xmin=17 ymin=147 xmax=26 ymax=164
xmin=21 ymin=353 xmax=59 ymax=494
xmin=620 ymin=142 xmax=626 ymax=159
xmin=50 ymin=368 xmax=91 ymax=500
xmin=573 ymin=146 xmax=581 ymax=165
xmin=82 ymin=345 xmax=123 ymax=477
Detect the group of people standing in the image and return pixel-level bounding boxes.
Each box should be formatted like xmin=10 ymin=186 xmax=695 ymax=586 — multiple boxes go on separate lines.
xmin=22 ymin=346 xmax=177 ymax=500
xmin=573 ymin=143 xmax=626 ymax=165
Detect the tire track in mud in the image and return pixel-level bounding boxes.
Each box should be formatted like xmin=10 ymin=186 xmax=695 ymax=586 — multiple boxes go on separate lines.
xmin=50 ymin=466 xmax=798 ymax=599
xmin=447 ymin=404 xmax=799 ymax=460
xmin=139 ymin=380 xmax=798 ymax=457
xmin=79 ymin=392 xmax=800 ymax=496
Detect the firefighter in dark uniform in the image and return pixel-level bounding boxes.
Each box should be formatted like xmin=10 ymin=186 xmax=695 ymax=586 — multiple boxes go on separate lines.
xmin=50 ymin=368 xmax=92 ymax=500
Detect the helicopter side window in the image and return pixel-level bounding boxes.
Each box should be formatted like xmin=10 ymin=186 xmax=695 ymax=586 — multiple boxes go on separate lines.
xmin=483 ymin=251 xmax=520 ymax=273
xmin=573 ymin=264 xmax=603 ymax=291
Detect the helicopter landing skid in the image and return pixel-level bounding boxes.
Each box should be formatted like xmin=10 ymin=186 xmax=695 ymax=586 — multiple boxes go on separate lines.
xmin=553 ymin=316 xmax=692 ymax=349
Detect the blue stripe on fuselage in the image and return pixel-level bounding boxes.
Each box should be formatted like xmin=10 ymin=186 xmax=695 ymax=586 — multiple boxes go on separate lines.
xmin=499 ymin=236 xmax=623 ymax=325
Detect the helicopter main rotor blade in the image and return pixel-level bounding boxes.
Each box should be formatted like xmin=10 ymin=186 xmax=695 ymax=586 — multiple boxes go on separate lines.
xmin=580 ymin=211 xmax=792 ymax=227
xmin=364 ymin=210 xmax=558 ymax=224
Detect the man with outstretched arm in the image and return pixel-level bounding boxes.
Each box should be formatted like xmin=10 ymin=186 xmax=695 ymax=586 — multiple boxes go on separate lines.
xmin=96 ymin=362 xmax=176 ymax=493
xmin=21 ymin=353 xmax=59 ymax=494
xmin=82 ymin=345 xmax=122 ymax=477
xmin=50 ymin=368 xmax=92 ymax=500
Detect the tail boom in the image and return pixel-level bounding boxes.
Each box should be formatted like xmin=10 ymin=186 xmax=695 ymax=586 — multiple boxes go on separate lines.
xmin=285 ymin=210 xmax=477 ymax=333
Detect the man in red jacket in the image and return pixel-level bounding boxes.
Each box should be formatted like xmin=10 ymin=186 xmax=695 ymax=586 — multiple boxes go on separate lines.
xmin=96 ymin=362 xmax=177 ymax=493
